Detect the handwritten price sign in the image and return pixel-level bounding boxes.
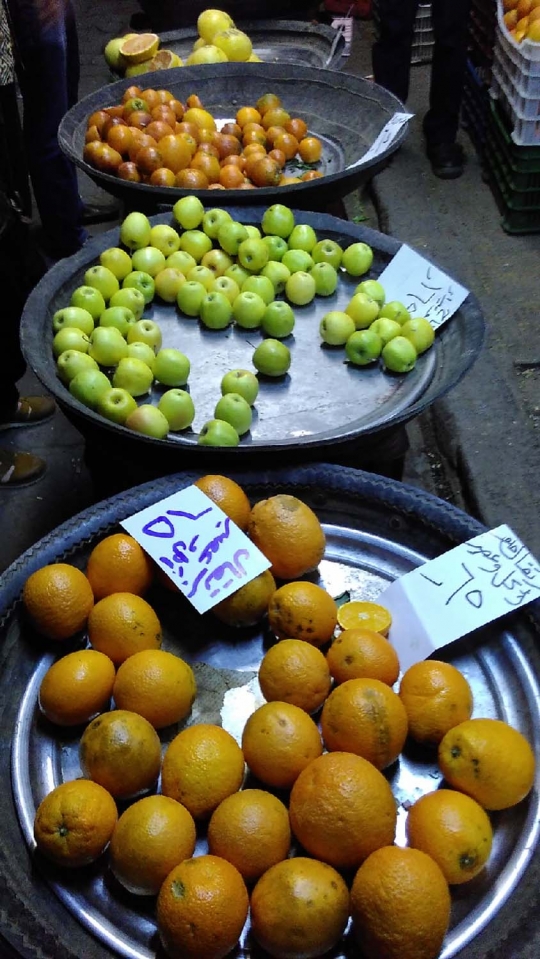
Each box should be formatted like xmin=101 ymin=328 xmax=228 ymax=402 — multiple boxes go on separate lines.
xmin=376 ymin=244 xmax=469 ymax=329
xmin=121 ymin=486 xmax=271 ymax=614
xmin=350 ymin=113 xmax=414 ymax=168
xmin=379 ymin=524 xmax=540 ymax=671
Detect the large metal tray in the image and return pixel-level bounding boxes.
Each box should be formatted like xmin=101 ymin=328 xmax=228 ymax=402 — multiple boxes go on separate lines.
xmin=1 ymin=464 xmax=540 ymax=959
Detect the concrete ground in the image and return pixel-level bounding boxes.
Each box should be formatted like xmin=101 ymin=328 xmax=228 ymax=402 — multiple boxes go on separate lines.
xmin=0 ymin=2 xmax=539 ymax=574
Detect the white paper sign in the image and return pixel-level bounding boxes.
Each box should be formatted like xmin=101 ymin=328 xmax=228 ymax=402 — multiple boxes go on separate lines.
xmin=379 ymin=525 xmax=540 ymax=672
xmin=349 ymin=113 xmax=414 ymax=168
xmin=377 ymin=244 xmax=469 ymax=329
xmin=121 ymin=486 xmax=271 ymax=614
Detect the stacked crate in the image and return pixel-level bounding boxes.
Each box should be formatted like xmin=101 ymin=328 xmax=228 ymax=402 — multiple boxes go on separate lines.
xmin=462 ymin=0 xmax=498 ymax=160
xmin=372 ymin=1 xmax=434 ymax=64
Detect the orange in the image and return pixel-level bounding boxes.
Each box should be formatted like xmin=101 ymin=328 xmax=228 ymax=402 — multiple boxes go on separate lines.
xmin=183 ymin=107 xmax=216 ymax=131
xmin=161 ymin=723 xmax=245 ymax=819
xmin=212 ymin=569 xmax=276 ymax=627
xmin=87 ymin=592 xmax=162 ymax=665
xmin=289 ymin=751 xmax=397 ymax=869
xmin=398 ymin=659 xmax=473 ymax=744
xmin=247 ymin=493 xmax=326 ymax=580
xmin=406 ymin=788 xmax=493 ymax=884
xmin=438 ymin=717 xmax=536 ymax=810
xmin=85 ymin=532 xmax=154 ymax=600
xmin=527 ymin=18 xmax=540 ymax=36
xmin=22 ymin=563 xmax=94 ymax=641
xmin=336 ymin=599 xmax=392 ymax=634
xmin=241 ymin=701 xmax=322 ymax=789
xmin=258 ymin=639 xmax=332 ymax=713
xmin=207 ymin=788 xmax=291 ymax=882
xmin=33 ymin=779 xmax=118 ymax=868
xmin=236 ymin=106 xmax=262 ymax=127
xmin=321 ymin=677 xmax=408 ymax=769
xmin=267 ymin=581 xmax=337 ymax=647
xmin=350 ymin=846 xmax=451 ymax=959
xmin=109 ymin=794 xmax=196 ymax=895
xmin=193 ymin=474 xmax=251 ymax=530
xmin=256 ymin=92 xmax=282 ymax=115
xmin=157 ymin=855 xmax=248 ymax=959
xmin=38 ymin=649 xmax=115 ymax=726
xmin=112 ymin=649 xmax=196 ymax=729
xmin=250 ymin=857 xmax=349 ymax=959
xmin=326 ymin=627 xmax=400 ymax=686
xmin=79 ymin=709 xmax=161 ymax=800
xmin=297 ymin=136 xmax=322 ymax=163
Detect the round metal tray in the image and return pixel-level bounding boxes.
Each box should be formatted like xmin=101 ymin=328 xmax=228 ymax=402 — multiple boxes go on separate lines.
xmin=1 ymin=465 xmax=540 ymax=959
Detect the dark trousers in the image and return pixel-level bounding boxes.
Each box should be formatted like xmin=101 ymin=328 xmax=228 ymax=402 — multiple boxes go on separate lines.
xmin=372 ymin=0 xmax=471 ymax=145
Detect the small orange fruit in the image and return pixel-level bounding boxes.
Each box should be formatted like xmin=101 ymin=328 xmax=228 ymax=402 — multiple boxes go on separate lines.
xmin=219 ymin=164 xmax=246 ymax=188
xmin=193 ymin=473 xmax=251 ymax=529
xmin=406 ymin=788 xmax=493 ymax=885
xmin=258 ymin=639 xmax=332 ymax=713
xmin=109 ymin=794 xmax=196 ymax=895
xmin=207 ymin=788 xmax=291 ymax=882
xmin=273 ymin=132 xmax=299 ymax=160
xmin=38 ymin=649 xmax=115 ymax=726
xmin=336 ymin=599 xmax=392 ymax=634
xmin=157 ymin=854 xmax=249 ymax=959
xmin=248 ymin=156 xmax=281 ymax=187
xmin=289 ymin=751 xmax=397 ymax=869
xmin=298 ymin=136 xmax=322 ymax=163
xmin=321 ymin=677 xmax=408 ymax=769
xmin=399 ymin=659 xmax=473 ymax=744
xmin=248 ymin=494 xmax=325 ymax=579
xmin=285 ymin=117 xmax=308 ymax=141
xmin=212 ymin=569 xmax=276 ymax=627
xmin=268 ymin=581 xmax=337 ymax=647
xmin=176 ymin=167 xmax=209 ymax=189
xmin=256 ymin=92 xmax=282 ymax=115
xmin=242 ymin=701 xmax=322 ymax=789
xmin=87 ymin=592 xmax=162 ymax=665
xmin=183 ymin=106 xmax=216 ymax=131
xmin=86 ymin=532 xmax=154 ymax=600
xmin=79 ymin=709 xmax=161 ymax=800
xmin=22 ymin=563 xmax=94 ymax=640
xmin=112 ymin=649 xmax=196 ymax=729
xmin=326 ymin=627 xmax=400 ymax=686
xmin=350 ymin=846 xmax=451 ymax=959
xmin=33 ymin=779 xmax=118 ymax=867
xmin=236 ymin=105 xmax=262 ymax=127
xmin=161 ymin=723 xmax=245 ymax=819
xmin=250 ymin=857 xmax=350 ymax=959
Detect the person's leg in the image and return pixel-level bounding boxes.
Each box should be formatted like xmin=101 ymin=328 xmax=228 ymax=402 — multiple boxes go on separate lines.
xmin=372 ymin=0 xmax=420 ymax=104
xmin=423 ymin=0 xmax=471 ymax=176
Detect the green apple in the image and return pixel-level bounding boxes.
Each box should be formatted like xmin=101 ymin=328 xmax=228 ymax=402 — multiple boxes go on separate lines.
xmin=253 ymin=339 xmax=291 ymax=377
xmin=179 ymin=229 xmax=213 ymax=262
xmin=217 ymin=220 xmax=249 ymax=256
xmin=200 ymin=291 xmax=233 ymax=330
xmin=214 ymin=392 xmax=252 ymax=436
xmin=112 ymin=356 xmax=154 ymax=396
xmin=201 ymin=249 xmax=233 ymax=277
xmin=69 ymin=368 xmax=111 ymax=409
xmin=109 ymin=287 xmax=145 ymax=320
xmin=187 ymin=264 xmax=215 ymax=291
xmin=88 ymin=326 xmax=128 ymax=366
xmin=345 ymin=329 xmax=383 ymax=366
xmin=119 ymin=211 xmax=152 ymax=250
xmin=96 ymin=386 xmax=137 ymax=425
xmin=401 ymin=317 xmax=435 ymax=354
xmin=245 ymin=225 xmax=261 ymax=240
xmin=369 ymin=317 xmax=402 ymax=345
xmin=166 ymin=250 xmax=197 ymax=275
xmin=261 ymin=301 xmax=295 ymax=339
xmin=355 ymin=279 xmax=386 ymax=307
xmin=342 ymin=242 xmax=374 ymax=277
xmin=70 ymin=285 xmax=106 ymax=321
xmin=382 ymin=335 xmax=418 ymax=372
xmin=232 ymin=291 xmax=266 ymax=329
xmin=345 ymin=292 xmax=380 ymax=330
xmin=238 ymin=238 xmax=269 ymax=274
xmin=99 ymin=306 xmax=136 ymax=337
xmin=177 ymin=280 xmax=207 ymax=317
xmin=53 ymin=327 xmax=90 ymax=358
xmin=126 ymin=319 xmax=162 ymax=351
xmin=149 ymin=224 xmax=181 ymax=256
xmin=210 ymin=276 xmax=240 ymax=304
xmin=310 ymin=262 xmax=338 ymax=297
xmin=84 ymin=265 xmax=120 ymax=302
xmin=261 ymin=204 xmax=295 ymax=239
xmin=260 ymin=261 xmax=290 ymax=296
xmin=282 ymin=249 xmax=314 ymax=274
xmin=125 ymin=404 xmax=169 ymax=438
xmin=202 ymin=207 xmax=232 ymax=240
xmin=153 ymin=348 xmax=190 ymax=386
xmin=154 ymin=268 xmax=186 ymax=303
xmin=262 ymin=235 xmax=288 ymax=261
xmin=378 ymin=300 xmax=411 ymax=325
xmin=158 ymin=389 xmax=195 ymax=431
xmin=100 ymin=247 xmax=132 ymax=281
xmin=173 ymin=195 xmax=204 ymax=230
xmin=320 ymin=311 xmax=356 ymax=346
xmin=221 ymin=369 xmax=259 ymax=405
xmin=197 ymin=418 xmax=239 ymax=447
xmin=288 ymin=223 xmax=317 ymax=253
xmin=312 ymin=239 xmax=343 ymax=270
xmin=122 ymin=271 xmax=155 ymax=304
xmin=224 ymin=263 xmax=250 ymax=288
xmin=127 ymin=341 xmax=156 ymax=370
xmin=285 ymin=271 xmax=316 ymax=307
xmin=242 ymin=274 xmax=275 ymax=305
xmin=131 ymin=246 xmax=166 ymax=277
xmin=56 ymin=350 xmax=98 ymax=385
xmin=52 ymin=307 xmax=94 ymax=336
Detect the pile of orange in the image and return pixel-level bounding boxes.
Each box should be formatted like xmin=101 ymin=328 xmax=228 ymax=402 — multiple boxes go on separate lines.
xmin=503 ymin=0 xmax=540 ymax=42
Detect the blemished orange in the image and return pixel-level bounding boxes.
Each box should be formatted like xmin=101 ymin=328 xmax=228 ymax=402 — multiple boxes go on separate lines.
xmin=22 ymin=563 xmax=94 ymax=640
xmin=79 ymin=709 xmax=161 ymax=800
xmin=289 ymin=751 xmax=397 ymax=869
xmin=33 ymin=779 xmax=118 ymax=868
xmin=350 ymin=846 xmax=451 ymax=959
xmin=267 ymin=581 xmax=337 ymax=648
xmin=157 ymin=854 xmax=249 ymax=959
xmin=241 ymin=701 xmax=322 ymax=789
xmin=207 ymin=788 xmax=291 ymax=882
xmin=250 ymin=857 xmax=350 ymax=959
xmin=193 ymin=474 xmax=252 ymax=530
xmin=39 ymin=649 xmax=116 ymax=726
xmin=438 ymin=717 xmax=536 ymax=810
xmin=406 ymin=788 xmax=493 ymax=885
xmin=109 ymin=794 xmax=196 ymax=895
xmin=212 ymin=569 xmax=276 ymax=627
xmin=258 ymin=639 xmax=332 ymax=713
xmin=161 ymin=723 xmax=245 ymax=819
xmin=85 ymin=533 xmax=154 ymax=600
xmin=321 ymin=678 xmax=408 ymax=769
xmin=247 ymin=493 xmax=326 ymax=579
xmin=112 ymin=649 xmax=196 ymax=729
xmin=336 ymin=600 xmax=392 ymax=635
xmin=326 ymin=627 xmax=400 ymax=686
xmin=87 ymin=592 xmax=162 ymax=665
xmin=399 ymin=659 xmax=473 ymax=744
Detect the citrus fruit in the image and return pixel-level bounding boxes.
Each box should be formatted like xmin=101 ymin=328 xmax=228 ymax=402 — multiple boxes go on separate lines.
xmin=258 ymin=639 xmax=332 ymax=713
xmin=85 ymin=532 xmax=154 ymax=599
xmin=22 ymin=563 xmax=94 ymax=640
xmin=289 ymin=751 xmax=396 ymax=869
xmin=212 ymin=569 xmax=276 ymax=627
xmin=326 ymin=627 xmax=400 ymax=685
xmin=33 ymin=779 xmax=118 ymax=868
xmin=119 ymin=33 xmax=160 ymax=65
xmin=399 ymin=659 xmax=473 ymax=744
xmin=157 ymin=854 xmax=249 ymax=959
xmin=438 ymin=717 xmax=535 ymax=810
xmin=38 ymin=649 xmax=115 ymax=726
xmin=79 ymin=709 xmax=161 ymax=800
xmin=161 ymin=723 xmax=245 ymax=819
xmin=214 ymin=27 xmax=252 ymax=61
xmin=250 ymin=857 xmax=350 ymax=959
xmin=87 ymin=592 xmax=162 ymax=665
xmin=207 ymin=788 xmax=291 ymax=882
xmin=406 ymin=788 xmax=493 ymax=884
xmin=109 ymin=794 xmax=196 ymax=895
xmin=197 ymin=9 xmax=234 ymax=43
xmin=247 ymin=493 xmax=325 ymax=579
xmin=112 ymin=649 xmax=196 ymax=729
xmin=321 ymin=677 xmax=408 ymax=769
xmin=267 ymin=581 xmax=337 ymax=647
xmin=336 ymin=600 xmax=392 ymax=635
xmin=193 ymin=473 xmax=251 ymax=529
xmin=350 ymin=845 xmax=451 ymax=959
xmin=241 ymin=701 xmax=322 ymax=789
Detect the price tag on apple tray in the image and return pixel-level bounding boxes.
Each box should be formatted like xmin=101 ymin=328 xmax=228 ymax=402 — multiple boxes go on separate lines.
xmin=348 ymin=112 xmax=414 ymax=168
xmin=379 ymin=524 xmax=540 ymax=672
xmin=376 ymin=244 xmax=469 ymax=330
xmin=121 ymin=486 xmax=271 ymax=614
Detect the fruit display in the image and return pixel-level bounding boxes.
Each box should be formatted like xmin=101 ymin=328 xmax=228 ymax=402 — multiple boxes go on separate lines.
xmin=502 ymin=0 xmax=540 ymax=42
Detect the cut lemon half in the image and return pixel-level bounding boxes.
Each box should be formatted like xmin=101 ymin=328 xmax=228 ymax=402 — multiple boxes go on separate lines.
xmin=119 ymin=33 xmax=160 ymax=65
xmin=336 ymin=601 xmax=392 ymax=636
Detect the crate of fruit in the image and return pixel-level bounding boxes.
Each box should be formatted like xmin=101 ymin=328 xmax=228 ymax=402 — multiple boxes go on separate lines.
xmin=495 ymin=0 xmax=540 ymax=71
xmin=492 ymin=48 xmax=540 ymax=116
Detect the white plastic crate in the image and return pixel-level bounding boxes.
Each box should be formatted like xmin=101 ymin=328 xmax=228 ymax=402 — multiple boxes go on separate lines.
xmin=495 ymin=0 xmax=540 ymax=71
xmin=492 ymin=53 xmax=540 ymax=115
xmin=490 ymin=67 xmax=540 ymax=143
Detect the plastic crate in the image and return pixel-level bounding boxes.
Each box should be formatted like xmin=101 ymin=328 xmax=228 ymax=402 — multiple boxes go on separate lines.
xmin=495 ymin=0 xmax=540 ymax=71
xmin=462 ymin=58 xmax=492 ymax=157
xmin=492 ymin=57 xmax=540 ymax=117
xmin=489 ymin=97 xmax=540 ymax=167
xmin=485 ymin=148 xmax=540 ymax=232
xmin=494 ymin=43 xmax=540 ymax=96
xmin=490 ymin=67 xmax=540 ymax=143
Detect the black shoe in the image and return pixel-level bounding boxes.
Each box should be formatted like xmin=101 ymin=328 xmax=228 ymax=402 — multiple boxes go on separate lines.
xmin=81 ymin=200 xmax=121 ymax=225
xmin=0 ymin=395 xmax=56 ymax=431
xmin=426 ymin=142 xmax=465 ymax=180
xmin=0 ymin=448 xmax=46 ymax=486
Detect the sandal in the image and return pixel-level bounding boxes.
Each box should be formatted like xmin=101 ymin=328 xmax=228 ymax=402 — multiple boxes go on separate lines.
xmin=0 ymin=395 xmax=56 ymax=431
xmin=0 ymin=448 xmax=46 ymax=486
